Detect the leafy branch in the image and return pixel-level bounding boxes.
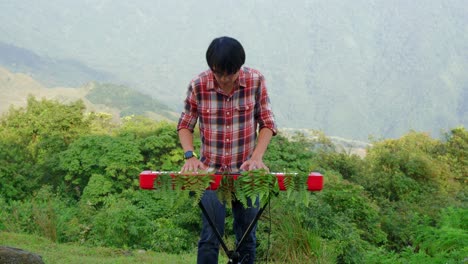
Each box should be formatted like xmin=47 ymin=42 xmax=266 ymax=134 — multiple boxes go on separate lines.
xmin=152 ymin=170 xmax=311 ymax=207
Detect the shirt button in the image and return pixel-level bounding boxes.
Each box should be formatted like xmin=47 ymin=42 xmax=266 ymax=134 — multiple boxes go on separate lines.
xmin=226 ymin=139 xmax=230 ymax=142
xmin=227 ymin=98 xmax=230 ymax=101
xmin=227 ymin=112 xmax=230 ymax=115
xmin=227 ymin=126 xmax=230 ymax=129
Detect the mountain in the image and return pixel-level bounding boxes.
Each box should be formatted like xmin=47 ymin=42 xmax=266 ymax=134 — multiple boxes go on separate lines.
xmin=84 ymin=82 xmax=178 ymax=121
xmin=0 ymin=41 xmax=114 ymax=87
xmin=0 ymin=67 xmax=177 ymax=123
xmin=0 ymin=66 xmax=87 ymax=114
xmin=0 ymin=0 xmax=467 ymax=140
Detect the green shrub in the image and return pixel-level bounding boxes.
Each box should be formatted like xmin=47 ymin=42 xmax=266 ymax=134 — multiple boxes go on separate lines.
xmin=257 ymin=204 xmax=339 ymax=263
xmin=263 ymin=133 xmax=316 ymax=172
xmin=59 ymin=134 xmax=143 ymax=197
xmin=151 ymin=217 xmax=197 ymax=253
xmin=415 ymin=207 xmax=468 ymax=261
xmin=88 ymin=196 xmax=154 ymax=249
xmin=314 ymin=151 xmax=364 ymax=180
xmin=0 ymin=186 xmax=81 ymax=243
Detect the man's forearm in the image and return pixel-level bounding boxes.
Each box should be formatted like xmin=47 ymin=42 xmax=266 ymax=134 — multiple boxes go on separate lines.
xmin=251 ymin=128 xmax=274 ymax=160
xmin=178 ymin=128 xmax=194 ymax=152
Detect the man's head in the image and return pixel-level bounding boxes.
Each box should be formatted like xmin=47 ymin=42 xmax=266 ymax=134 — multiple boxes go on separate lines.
xmin=206 ymin=36 xmax=245 ymax=76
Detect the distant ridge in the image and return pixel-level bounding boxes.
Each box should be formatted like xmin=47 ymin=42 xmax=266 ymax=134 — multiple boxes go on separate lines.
xmin=0 ymin=67 xmax=177 ymax=123
xmin=0 ymin=41 xmax=114 ymax=87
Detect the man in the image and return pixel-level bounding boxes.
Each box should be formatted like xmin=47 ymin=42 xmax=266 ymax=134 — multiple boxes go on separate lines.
xmin=177 ymin=36 xmax=276 ymax=264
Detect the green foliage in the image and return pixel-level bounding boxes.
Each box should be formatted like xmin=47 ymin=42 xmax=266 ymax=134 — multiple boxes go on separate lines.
xmin=175 ymin=174 xmax=213 ymax=205
xmin=315 ymin=151 xmax=364 ymax=180
xmin=59 ymin=134 xmax=143 ymax=197
xmin=0 ymin=96 xmax=91 ymax=197
xmin=143 ymin=170 xmax=311 ymax=209
xmin=0 ymin=186 xmax=80 ymax=243
xmin=0 ymin=197 xmax=35 ymax=233
xmin=215 ymin=174 xmax=236 ymax=207
xmin=0 ymin=140 xmax=35 ymax=200
xmin=84 ymin=189 xmax=201 ymax=253
xmin=124 ymin=190 xmax=181 ymax=221
xmin=149 ymin=172 xmax=213 ymax=206
xmin=135 ymin=120 xmax=184 ymax=171
xmin=365 ymin=207 xmax=468 ymax=263
xmin=355 ymin=131 xmax=461 ymax=208
xmin=296 ymin=172 xmax=386 ymax=263
xmin=81 ymin=174 xmax=114 ymax=206
xmin=264 ymin=133 xmax=316 ymax=172
xmin=353 ymin=131 xmax=465 ymax=253
xmin=88 ymin=196 xmax=154 ymax=249
xmin=258 ymin=207 xmax=338 ymax=263
xmin=256 ymin=169 xmax=386 ymax=264
xmin=415 ymin=207 xmax=468 ymax=260
xmin=0 ymin=96 xmax=90 ymax=146
xmin=120 ymin=116 xmax=174 ymax=137
xmin=109 ymin=117 xmax=186 ymax=172
xmin=440 ymin=126 xmax=467 ymax=184
xmin=378 ymin=201 xmax=422 ymax=251
xmin=234 ymin=170 xmax=279 ymax=207
xmin=88 ymin=112 xmax=120 ymax=135
xmin=151 ymin=217 xmax=196 ymax=253
xmin=321 ymin=173 xmax=386 ymax=244
xmin=0 ymin=97 xmax=466 ymax=262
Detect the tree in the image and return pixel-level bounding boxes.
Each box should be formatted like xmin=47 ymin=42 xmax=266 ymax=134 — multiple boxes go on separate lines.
xmin=264 ymin=132 xmax=316 ymax=172
xmin=353 ymin=131 xmax=463 ymax=251
xmin=0 ymin=96 xmax=91 ymax=198
xmin=118 ymin=117 xmax=185 ymax=171
xmin=440 ymin=126 xmax=467 ymax=184
xmin=59 ymin=134 xmax=143 ymax=199
xmin=0 ymin=141 xmax=34 ymax=200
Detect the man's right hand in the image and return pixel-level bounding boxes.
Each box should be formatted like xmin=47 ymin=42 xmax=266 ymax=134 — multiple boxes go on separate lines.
xmin=180 ymin=157 xmax=208 ymax=173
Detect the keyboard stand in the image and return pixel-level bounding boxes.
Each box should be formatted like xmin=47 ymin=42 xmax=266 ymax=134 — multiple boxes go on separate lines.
xmin=198 ymin=196 xmax=271 ymax=264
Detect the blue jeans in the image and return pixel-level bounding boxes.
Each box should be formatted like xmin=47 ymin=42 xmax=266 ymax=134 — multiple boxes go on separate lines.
xmin=197 ymin=190 xmax=259 ymax=264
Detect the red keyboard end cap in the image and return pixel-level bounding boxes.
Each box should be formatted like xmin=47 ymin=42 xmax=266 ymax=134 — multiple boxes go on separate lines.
xmin=307 ymin=172 xmax=324 ymax=191
xmin=140 ymin=171 xmax=158 ymax=189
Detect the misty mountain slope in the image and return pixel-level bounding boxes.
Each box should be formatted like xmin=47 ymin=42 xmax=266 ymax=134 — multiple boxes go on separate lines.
xmin=0 ymin=66 xmax=91 ymax=114
xmin=84 ymin=82 xmax=178 ymax=121
xmin=0 ymin=67 xmax=177 ymax=123
xmin=0 ymin=41 xmax=114 ymax=87
xmin=0 ymin=0 xmax=466 ymax=140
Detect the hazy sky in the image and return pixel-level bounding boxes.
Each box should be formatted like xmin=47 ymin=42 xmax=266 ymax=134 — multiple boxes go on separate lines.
xmin=1 ymin=0 xmax=467 ymax=140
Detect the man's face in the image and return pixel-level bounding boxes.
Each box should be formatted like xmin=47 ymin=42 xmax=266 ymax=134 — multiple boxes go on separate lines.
xmin=212 ymin=69 xmax=240 ymax=87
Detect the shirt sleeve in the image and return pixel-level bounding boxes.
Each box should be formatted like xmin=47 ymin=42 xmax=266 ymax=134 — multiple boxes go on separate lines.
xmin=255 ymin=75 xmax=277 ymax=136
xmin=177 ymin=82 xmax=198 ymax=132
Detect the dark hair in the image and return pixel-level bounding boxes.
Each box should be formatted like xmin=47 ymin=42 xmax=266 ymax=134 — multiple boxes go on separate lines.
xmin=206 ymin=36 xmax=245 ymax=75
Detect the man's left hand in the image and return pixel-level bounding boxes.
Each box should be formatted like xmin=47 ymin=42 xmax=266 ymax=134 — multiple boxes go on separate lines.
xmin=240 ymin=159 xmax=269 ymax=172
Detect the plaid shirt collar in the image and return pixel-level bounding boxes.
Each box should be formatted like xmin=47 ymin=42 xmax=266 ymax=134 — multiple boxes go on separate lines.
xmin=206 ymin=68 xmax=247 ymax=90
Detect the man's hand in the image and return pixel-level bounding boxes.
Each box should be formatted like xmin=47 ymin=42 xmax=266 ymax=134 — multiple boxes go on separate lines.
xmin=180 ymin=157 xmax=208 ymax=173
xmin=240 ymin=158 xmax=269 ymax=172
xmin=240 ymin=128 xmax=273 ymax=172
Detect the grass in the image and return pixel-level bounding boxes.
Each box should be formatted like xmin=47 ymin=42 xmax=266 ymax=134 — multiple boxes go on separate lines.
xmin=0 ymin=231 xmax=294 ymax=264
xmin=0 ymin=231 xmax=219 ymax=264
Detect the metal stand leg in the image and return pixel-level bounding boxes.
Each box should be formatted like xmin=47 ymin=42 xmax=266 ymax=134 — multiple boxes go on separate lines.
xmin=198 ymin=201 xmax=231 ymax=259
xmin=198 ymin=197 xmax=271 ymax=264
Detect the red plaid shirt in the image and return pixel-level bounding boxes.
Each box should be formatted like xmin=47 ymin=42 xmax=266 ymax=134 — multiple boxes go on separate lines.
xmin=177 ymin=66 xmax=277 ymax=172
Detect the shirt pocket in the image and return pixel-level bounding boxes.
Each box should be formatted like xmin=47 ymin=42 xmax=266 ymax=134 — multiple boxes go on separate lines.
xmin=235 ymin=101 xmax=255 ymax=115
xmin=234 ymin=101 xmax=255 ymax=129
xmin=198 ymin=106 xmax=220 ymax=126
